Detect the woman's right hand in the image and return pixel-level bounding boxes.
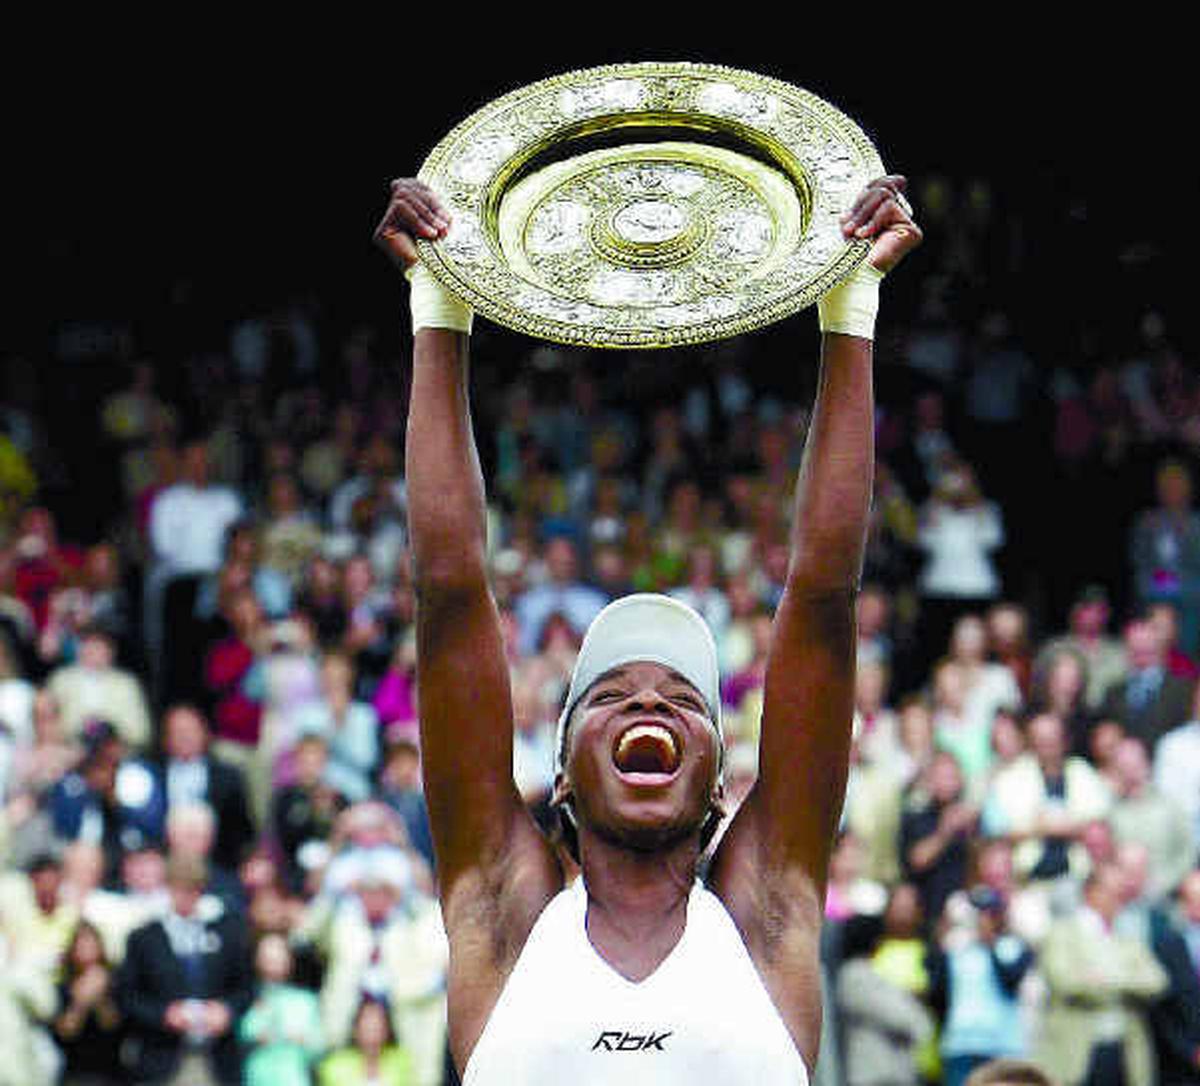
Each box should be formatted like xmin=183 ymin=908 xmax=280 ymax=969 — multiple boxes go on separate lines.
xmin=373 ymin=179 xmax=451 ymax=270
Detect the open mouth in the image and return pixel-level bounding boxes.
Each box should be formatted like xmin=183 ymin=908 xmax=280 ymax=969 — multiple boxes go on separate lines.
xmin=612 ymin=722 xmax=682 ymax=777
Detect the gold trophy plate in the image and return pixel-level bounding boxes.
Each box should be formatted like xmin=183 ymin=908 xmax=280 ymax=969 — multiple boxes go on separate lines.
xmin=416 ymin=62 xmax=885 ymax=349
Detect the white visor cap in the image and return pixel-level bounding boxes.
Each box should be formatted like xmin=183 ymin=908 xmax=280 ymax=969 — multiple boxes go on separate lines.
xmin=554 ymin=593 xmax=723 ymax=777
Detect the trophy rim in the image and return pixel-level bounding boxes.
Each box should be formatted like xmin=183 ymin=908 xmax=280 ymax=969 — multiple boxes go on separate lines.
xmin=415 ymin=60 xmax=883 ymax=349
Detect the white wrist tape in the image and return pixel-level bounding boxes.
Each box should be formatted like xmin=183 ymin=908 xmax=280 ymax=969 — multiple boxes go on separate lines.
xmin=818 ymin=259 xmax=884 ymax=340
xmin=407 ymin=263 xmax=473 ymax=334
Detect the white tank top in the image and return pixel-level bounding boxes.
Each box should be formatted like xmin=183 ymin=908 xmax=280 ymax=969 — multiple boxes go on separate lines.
xmin=463 ymin=877 xmax=810 ymax=1086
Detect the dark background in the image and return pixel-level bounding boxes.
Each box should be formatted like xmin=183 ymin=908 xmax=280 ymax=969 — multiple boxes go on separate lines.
xmin=9 ymin=28 xmax=1185 ymax=349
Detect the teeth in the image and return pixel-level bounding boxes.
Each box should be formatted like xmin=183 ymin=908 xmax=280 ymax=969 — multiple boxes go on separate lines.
xmin=615 ymin=724 xmax=679 ymax=772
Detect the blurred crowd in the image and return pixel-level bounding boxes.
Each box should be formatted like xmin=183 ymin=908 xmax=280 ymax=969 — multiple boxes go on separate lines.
xmin=2 ymin=173 xmax=1199 ymax=1085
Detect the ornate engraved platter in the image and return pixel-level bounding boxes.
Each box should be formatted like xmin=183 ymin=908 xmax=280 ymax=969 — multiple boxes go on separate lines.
xmin=416 ymin=62 xmax=885 ymax=349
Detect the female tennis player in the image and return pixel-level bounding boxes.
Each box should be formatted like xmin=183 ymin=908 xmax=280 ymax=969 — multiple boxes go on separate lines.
xmin=375 ymin=170 xmax=921 ymax=1084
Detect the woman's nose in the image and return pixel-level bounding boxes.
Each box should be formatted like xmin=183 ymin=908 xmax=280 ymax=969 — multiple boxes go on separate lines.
xmin=627 ymin=688 xmax=668 ymax=711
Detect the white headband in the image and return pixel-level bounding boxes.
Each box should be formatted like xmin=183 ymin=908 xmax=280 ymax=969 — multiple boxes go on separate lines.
xmin=554 ymin=593 xmax=723 ymax=778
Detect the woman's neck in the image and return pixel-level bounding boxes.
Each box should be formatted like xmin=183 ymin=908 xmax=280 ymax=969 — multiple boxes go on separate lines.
xmin=576 ymin=831 xmax=700 ymax=982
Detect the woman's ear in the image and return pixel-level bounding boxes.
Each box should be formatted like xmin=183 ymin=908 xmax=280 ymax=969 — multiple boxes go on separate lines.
xmin=551 ymin=772 xmax=572 ymax=809
xmin=711 ymin=778 xmax=727 ymax=817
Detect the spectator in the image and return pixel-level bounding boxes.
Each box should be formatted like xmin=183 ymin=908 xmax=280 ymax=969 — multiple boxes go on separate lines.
xmin=1108 ymin=736 xmax=1195 ymax=901
xmin=339 ymin=554 xmax=394 ymax=689
xmin=986 ymin=602 xmax=1033 ymax=701
xmin=329 ymin=435 xmax=405 ymax=538
xmin=115 ymin=854 xmax=254 ymax=1086
xmin=837 ymin=883 xmax=937 ymax=1086
xmin=0 ymin=572 xmax=37 ymax=670
xmin=825 ymin=831 xmax=887 ymax=924
xmin=1029 ymin=645 xmax=1095 ymax=756
xmin=238 ymin=933 xmax=323 ymax=1086
xmin=900 ymin=751 xmax=978 ymax=924
xmin=895 ymin=694 xmax=937 ymax=788
xmin=722 ymin=608 xmax=772 ymax=717
xmin=1153 ymin=684 xmax=1200 ymax=847
xmin=512 ymin=536 xmax=606 ymax=656
xmin=863 ymin=462 xmax=920 ymax=597
xmin=52 ymin=919 xmax=125 ymax=1085
xmin=315 ymin=856 xmax=446 ymax=1085
xmin=1038 ymin=862 xmax=1167 ymax=1086
xmin=100 ymin=360 xmax=171 ymax=449
xmin=854 ymin=658 xmax=902 ymax=768
xmin=118 ymin=840 xmax=170 ymax=915
xmin=855 ymin=583 xmax=895 ymax=669
xmin=985 ymin=708 xmax=1027 ymax=789
xmin=371 ymin=637 xmax=418 ymax=737
xmin=157 ymin=704 xmax=256 ymax=874
xmin=64 ymin=840 xmax=161 ymax=964
xmin=1111 ymin=841 xmax=1155 ymax=941
xmin=0 ymin=893 xmax=57 ymax=1086
xmin=78 ymin=542 xmax=136 ymax=666
xmin=509 ymin=670 xmax=554 ymax=809
xmin=165 ymin=802 xmax=245 ymax=918
xmin=49 ymin=722 xmax=164 ymax=880
xmin=316 ymin=994 xmax=414 ymax=1086
xmin=1040 ymin=584 xmax=1129 ymax=713
xmin=251 ymin=619 xmax=322 ymax=824
xmin=46 ymin=624 xmax=151 ymax=749
xmin=1145 ymin=598 xmax=1200 ymax=681
xmin=20 ymin=852 xmax=79 ymax=974
xmin=129 ymin=436 xmax=180 ymax=553
xmin=843 ymin=723 xmax=905 ymax=886
xmin=565 ymin=419 xmax=630 ymax=528
xmin=0 ymin=633 xmax=34 ymax=750
xmin=300 ymin=402 xmax=359 ymax=505
xmin=931 ymin=659 xmax=973 ymax=773
xmin=37 ymin=584 xmax=97 ymax=670
xmin=294 ymin=651 xmax=380 ymax=804
xmin=963 ymin=1059 xmax=1055 ymax=1086
xmin=915 ymin=460 xmax=1004 ymax=673
xmin=897 ymin=388 xmax=959 ymax=500
xmin=965 ymin=838 xmax=1051 ymax=949
xmin=258 ymin=472 xmax=324 ymax=588
xmin=204 ymin=587 xmax=268 ymax=759
xmin=982 ymin=712 xmax=1111 ymax=884
xmin=9 ymin=507 xmax=83 ymax=636
xmin=1088 ymin=718 xmax=1127 ymax=793
xmin=0 ymin=718 xmax=18 ymax=814
xmin=668 ymin=543 xmax=731 ymax=642
xmin=929 ymin=886 xmax=1035 ymax=1086
xmin=717 ymin=575 xmax=762 ymax=677
xmin=1179 ymin=866 xmax=1200 ymax=959
xmin=195 ymin=520 xmax=292 ymax=624
xmin=295 ymin=556 xmax=347 ymax=649
xmin=377 ymin=738 xmax=434 ymax=870
xmin=1130 ymin=458 xmax=1200 ymax=656
xmin=960 ymin=311 xmax=1037 ymax=524
xmin=1099 ymin=614 xmax=1195 ymax=751
xmin=271 ymin=733 xmax=347 ymax=894
xmin=146 ymin=437 xmax=243 ymax=704
xmin=935 ymin=615 xmax=1022 ymax=788
xmin=638 ymin=407 xmax=693 ymax=526
xmin=901 ymin=295 xmax=964 ymax=391
xmin=315 ymin=802 xmax=419 ymax=903
xmin=0 ymin=431 xmax=37 ymax=547
xmin=1138 ymin=866 xmax=1200 ymax=1085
